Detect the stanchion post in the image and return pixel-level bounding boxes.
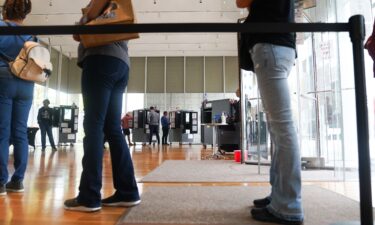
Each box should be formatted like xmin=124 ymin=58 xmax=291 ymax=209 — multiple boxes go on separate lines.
xmin=349 ymin=14 xmax=373 ymax=225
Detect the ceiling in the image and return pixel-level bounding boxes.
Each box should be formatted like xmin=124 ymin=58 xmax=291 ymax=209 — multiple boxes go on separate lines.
xmin=1 ymin=0 xmax=246 ymax=58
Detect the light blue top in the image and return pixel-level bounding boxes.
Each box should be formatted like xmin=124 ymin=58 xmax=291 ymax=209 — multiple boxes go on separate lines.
xmin=0 ymin=20 xmax=34 ymax=67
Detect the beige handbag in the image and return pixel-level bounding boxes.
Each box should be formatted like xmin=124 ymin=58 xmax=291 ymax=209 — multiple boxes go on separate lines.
xmin=80 ymin=0 xmax=139 ymax=48
xmin=3 ymin=41 xmax=52 ymax=83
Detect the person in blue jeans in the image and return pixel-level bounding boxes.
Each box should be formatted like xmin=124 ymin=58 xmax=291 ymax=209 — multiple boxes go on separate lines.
xmin=236 ymin=0 xmax=303 ymax=224
xmin=64 ymin=0 xmax=140 ymax=212
xmin=0 ymin=0 xmax=34 ymax=195
xmin=148 ymin=106 xmax=160 ymax=146
xmin=161 ymin=111 xmax=170 ymax=145
xmin=37 ymin=99 xmax=57 ymax=151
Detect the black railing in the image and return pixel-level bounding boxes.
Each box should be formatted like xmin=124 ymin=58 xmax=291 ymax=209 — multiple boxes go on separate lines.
xmin=0 ymin=22 xmax=350 ymax=35
xmin=0 ymin=15 xmax=371 ymax=225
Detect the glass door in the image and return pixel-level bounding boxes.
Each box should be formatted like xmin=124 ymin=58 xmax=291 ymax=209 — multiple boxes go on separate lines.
xmin=295 ymin=26 xmax=345 ymax=180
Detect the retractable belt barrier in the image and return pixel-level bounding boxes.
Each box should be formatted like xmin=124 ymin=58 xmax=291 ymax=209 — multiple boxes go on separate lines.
xmin=0 ymin=22 xmax=350 ymax=35
xmin=0 ymin=15 xmax=371 ymax=225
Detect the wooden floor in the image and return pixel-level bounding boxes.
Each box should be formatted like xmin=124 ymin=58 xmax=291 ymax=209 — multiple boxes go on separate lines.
xmin=0 ymin=144 xmax=364 ymax=225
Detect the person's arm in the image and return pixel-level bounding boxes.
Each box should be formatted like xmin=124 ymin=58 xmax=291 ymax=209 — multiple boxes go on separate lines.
xmin=83 ymin=0 xmax=110 ymax=23
xmin=37 ymin=108 xmax=41 ymax=124
xmin=48 ymin=108 xmax=54 ymax=125
xmin=73 ymin=0 xmax=110 ymax=41
xmin=236 ymin=0 xmax=253 ymax=8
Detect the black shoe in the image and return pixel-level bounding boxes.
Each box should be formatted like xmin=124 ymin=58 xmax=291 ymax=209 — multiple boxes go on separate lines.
xmin=6 ymin=180 xmax=24 ymax=193
xmin=253 ymin=197 xmax=271 ymax=208
xmin=64 ymin=198 xmax=101 ymax=212
xmin=251 ymin=208 xmax=303 ymax=225
xmin=52 ymin=147 xmax=57 ymax=151
xmin=0 ymin=184 xmax=6 ymax=196
xmin=102 ymin=195 xmax=141 ymax=207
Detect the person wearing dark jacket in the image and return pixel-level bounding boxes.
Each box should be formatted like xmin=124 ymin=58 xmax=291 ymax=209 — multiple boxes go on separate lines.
xmin=161 ymin=111 xmax=170 ymax=145
xmin=37 ymin=99 xmax=57 ymax=151
xmin=236 ymin=0 xmax=303 ymax=224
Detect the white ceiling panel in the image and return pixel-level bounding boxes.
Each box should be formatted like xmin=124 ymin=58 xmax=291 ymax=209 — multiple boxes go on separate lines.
xmin=2 ymin=0 xmax=245 ymax=57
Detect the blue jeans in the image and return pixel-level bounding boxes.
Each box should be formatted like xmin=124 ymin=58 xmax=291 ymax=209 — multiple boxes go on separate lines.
xmin=162 ymin=127 xmax=169 ymax=144
xmin=0 ymin=77 xmax=34 ymax=185
xmin=77 ymin=55 xmax=139 ymax=207
xmin=39 ymin=122 xmax=56 ymax=149
xmin=250 ymin=43 xmax=303 ymax=221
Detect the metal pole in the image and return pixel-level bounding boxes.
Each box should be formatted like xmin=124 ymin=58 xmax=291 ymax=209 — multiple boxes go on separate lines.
xmin=349 ymin=15 xmax=373 ymax=225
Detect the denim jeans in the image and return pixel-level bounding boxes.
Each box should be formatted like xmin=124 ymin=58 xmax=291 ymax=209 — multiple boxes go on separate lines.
xmin=162 ymin=127 xmax=169 ymax=144
xmin=250 ymin=43 xmax=303 ymax=221
xmin=39 ymin=122 xmax=56 ymax=149
xmin=77 ymin=55 xmax=139 ymax=207
xmin=0 ymin=76 xmax=34 ymax=185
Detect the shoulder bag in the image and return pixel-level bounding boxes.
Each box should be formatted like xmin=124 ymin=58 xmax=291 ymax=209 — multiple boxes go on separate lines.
xmin=79 ymin=0 xmax=139 ymax=48
xmin=0 ymin=41 xmax=52 ymax=83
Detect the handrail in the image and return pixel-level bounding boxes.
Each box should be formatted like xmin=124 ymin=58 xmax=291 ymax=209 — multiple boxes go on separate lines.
xmin=0 ymin=15 xmax=371 ymax=225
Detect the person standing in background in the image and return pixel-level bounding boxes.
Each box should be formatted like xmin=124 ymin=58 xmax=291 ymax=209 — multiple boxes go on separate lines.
xmin=121 ymin=112 xmax=134 ymax=146
xmin=37 ymin=99 xmax=57 ymax=151
xmin=236 ymin=0 xmax=303 ymax=224
xmin=0 ymin=0 xmax=34 ymax=195
xmin=64 ymin=0 xmax=140 ymax=212
xmin=161 ymin=111 xmax=170 ymax=145
xmin=229 ymin=88 xmax=242 ymax=123
xmin=148 ymin=106 xmax=160 ymax=146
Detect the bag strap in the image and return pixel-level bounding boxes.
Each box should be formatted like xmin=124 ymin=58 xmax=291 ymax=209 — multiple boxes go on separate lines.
xmin=0 ymin=50 xmax=12 ymax=63
xmin=0 ymin=21 xmax=36 ymax=63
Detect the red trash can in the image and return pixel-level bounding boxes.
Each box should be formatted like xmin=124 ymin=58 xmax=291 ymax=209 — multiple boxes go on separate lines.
xmin=234 ymin=150 xmax=248 ymax=162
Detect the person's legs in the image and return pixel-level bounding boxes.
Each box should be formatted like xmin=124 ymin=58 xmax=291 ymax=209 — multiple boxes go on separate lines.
xmin=39 ymin=123 xmax=47 ymax=149
xmin=251 ymin=43 xmax=302 ymax=221
xmin=0 ymin=78 xmax=15 ymax=187
xmin=10 ymin=79 xmax=34 ymax=183
xmin=166 ymin=128 xmax=169 ymax=144
xmin=162 ymin=127 xmax=165 ymax=144
xmin=128 ymin=129 xmax=133 ymax=145
xmin=45 ymin=125 xmax=56 ymax=149
xmin=127 ymin=135 xmax=132 ymax=145
xmin=123 ymin=129 xmax=132 ymax=145
xmin=149 ymin=126 xmax=154 ymax=145
xmin=155 ymin=127 xmax=160 ymax=144
xmin=103 ymin=62 xmax=139 ymax=202
xmin=75 ymin=56 xmax=118 ymax=208
xmin=162 ymin=127 xmax=168 ymax=144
